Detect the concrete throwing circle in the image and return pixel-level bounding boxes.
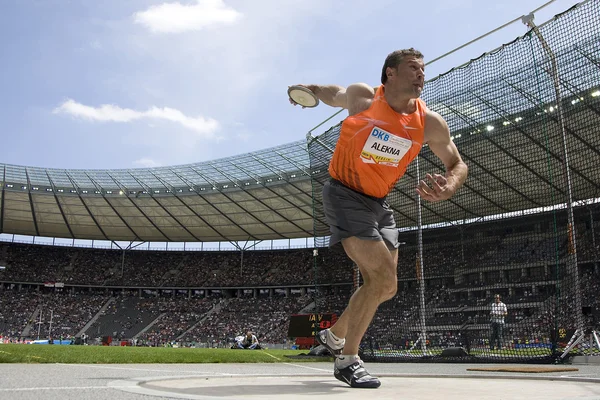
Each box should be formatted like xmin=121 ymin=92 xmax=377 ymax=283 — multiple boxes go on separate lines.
xmin=108 ymin=374 xmax=600 ymax=400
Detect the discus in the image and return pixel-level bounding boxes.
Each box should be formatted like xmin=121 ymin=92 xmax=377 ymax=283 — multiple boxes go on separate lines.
xmin=288 ymin=85 xmax=319 ymax=108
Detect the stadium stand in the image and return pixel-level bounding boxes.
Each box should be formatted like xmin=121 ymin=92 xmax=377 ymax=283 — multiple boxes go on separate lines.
xmin=1 ymin=206 xmax=598 ymax=349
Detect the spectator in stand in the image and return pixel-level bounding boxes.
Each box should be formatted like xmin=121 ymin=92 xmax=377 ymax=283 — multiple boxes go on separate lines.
xmin=490 ymin=294 xmax=508 ymax=350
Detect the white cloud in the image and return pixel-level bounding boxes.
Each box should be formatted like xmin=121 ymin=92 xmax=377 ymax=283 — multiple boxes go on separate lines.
xmin=89 ymin=40 xmax=102 ymax=50
xmin=134 ymin=158 xmax=161 ymax=168
xmin=76 ymin=0 xmax=334 ymax=165
xmin=133 ymin=0 xmax=242 ymax=33
xmin=53 ymin=99 xmax=220 ymax=137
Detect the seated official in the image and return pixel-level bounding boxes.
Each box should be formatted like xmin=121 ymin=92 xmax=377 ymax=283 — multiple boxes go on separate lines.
xmin=235 ymin=331 xmax=261 ymax=350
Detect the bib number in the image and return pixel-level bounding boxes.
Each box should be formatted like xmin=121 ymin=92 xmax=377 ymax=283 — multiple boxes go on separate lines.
xmin=360 ymin=127 xmax=412 ymax=167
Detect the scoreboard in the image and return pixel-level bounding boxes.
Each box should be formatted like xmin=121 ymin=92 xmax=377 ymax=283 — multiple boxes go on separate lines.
xmin=287 ymin=313 xmax=337 ymax=338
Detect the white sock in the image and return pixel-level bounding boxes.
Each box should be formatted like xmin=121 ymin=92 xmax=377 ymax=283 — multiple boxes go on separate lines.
xmin=335 ymin=354 xmax=360 ymax=369
xmin=328 ymin=330 xmax=344 ymax=345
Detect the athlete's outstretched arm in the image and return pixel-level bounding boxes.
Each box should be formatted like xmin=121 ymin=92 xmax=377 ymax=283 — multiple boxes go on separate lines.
xmin=289 ymin=84 xmax=347 ymax=108
xmin=417 ymin=111 xmax=468 ymax=202
xmin=289 ymin=83 xmax=375 ymax=110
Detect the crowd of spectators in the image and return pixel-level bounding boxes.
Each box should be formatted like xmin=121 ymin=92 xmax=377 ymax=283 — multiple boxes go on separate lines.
xmin=86 ymin=295 xmax=166 ymax=339
xmin=180 ymin=294 xmax=313 ymax=346
xmin=136 ymin=297 xmax=218 ymax=346
xmin=1 ymin=221 xmax=598 ymax=289
xmin=1 ymin=209 xmax=599 ymax=349
xmin=0 ymin=288 xmax=108 ymax=341
xmin=105 ymin=252 xmax=187 ymax=287
xmin=0 ymin=289 xmax=40 ymax=339
xmin=34 ymin=292 xmax=108 ymax=338
xmin=0 ymin=271 xmax=597 ymax=347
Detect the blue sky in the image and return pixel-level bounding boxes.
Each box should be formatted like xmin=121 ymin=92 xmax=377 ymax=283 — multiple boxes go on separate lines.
xmin=0 ymin=0 xmax=582 ymax=171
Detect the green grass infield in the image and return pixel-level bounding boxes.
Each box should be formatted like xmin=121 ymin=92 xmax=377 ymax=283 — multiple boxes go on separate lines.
xmin=0 ymin=344 xmax=331 ymax=364
xmin=1 ymin=344 xmax=570 ymax=364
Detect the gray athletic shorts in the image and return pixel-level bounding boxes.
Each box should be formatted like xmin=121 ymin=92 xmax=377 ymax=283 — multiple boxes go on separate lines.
xmin=322 ymin=178 xmax=399 ymax=249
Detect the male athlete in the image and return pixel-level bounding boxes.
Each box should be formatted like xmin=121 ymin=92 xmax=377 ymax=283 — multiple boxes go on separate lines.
xmin=290 ymin=49 xmax=468 ymax=388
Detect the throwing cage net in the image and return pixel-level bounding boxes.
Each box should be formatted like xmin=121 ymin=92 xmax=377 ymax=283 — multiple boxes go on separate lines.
xmin=307 ymin=0 xmax=600 ymax=363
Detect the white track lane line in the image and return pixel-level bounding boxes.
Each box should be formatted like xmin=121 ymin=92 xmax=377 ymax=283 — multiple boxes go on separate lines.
xmin=282 ymin=363 xmax=331 ymax=373
xmin=262 ymin=352 xmax=281 ymax=361
xmin=263 ymin=351 xmax=331 ymax=373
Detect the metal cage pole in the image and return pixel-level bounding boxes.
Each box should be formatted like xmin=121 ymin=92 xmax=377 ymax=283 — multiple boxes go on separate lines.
xmin=415 ymin=156 xmax=428 ymax=354
xmin=522 ymin=14 xmax=583 ymax=359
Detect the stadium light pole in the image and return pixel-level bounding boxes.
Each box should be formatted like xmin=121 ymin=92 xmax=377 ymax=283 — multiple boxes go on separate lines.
xmin=522 ymin=13 xmax=584 ymax=360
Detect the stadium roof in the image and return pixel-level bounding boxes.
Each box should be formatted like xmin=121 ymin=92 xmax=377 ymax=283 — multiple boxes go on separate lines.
xmin=0 ymin=141 xmax=315 ymax=242
xmin=1 ymin=0 xmax=598 ymax=244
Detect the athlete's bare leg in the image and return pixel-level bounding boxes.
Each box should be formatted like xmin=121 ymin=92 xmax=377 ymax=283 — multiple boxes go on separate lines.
xmin=329 ymin=237 xmax=398 ymax=355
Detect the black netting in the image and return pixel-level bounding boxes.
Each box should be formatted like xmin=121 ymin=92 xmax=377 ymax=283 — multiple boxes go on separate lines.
xmin=308 ymin=0 xmax=600 ymax=363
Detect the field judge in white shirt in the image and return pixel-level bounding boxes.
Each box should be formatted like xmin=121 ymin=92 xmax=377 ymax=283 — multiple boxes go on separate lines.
xmin=490 ymin=294 xmax=508 ymax=350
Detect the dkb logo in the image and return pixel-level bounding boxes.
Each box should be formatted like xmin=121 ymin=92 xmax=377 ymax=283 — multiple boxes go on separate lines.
xmin=371 ymin=127 xmax=390 ymax=142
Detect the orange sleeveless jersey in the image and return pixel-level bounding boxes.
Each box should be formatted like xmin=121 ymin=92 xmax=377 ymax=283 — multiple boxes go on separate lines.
xmin=329 ymin=86 xmax=426 ymax=198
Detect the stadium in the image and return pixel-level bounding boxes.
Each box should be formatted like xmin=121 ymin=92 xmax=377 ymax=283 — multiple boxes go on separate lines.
xmin=1 ymin=0 xmax=600 ymax=398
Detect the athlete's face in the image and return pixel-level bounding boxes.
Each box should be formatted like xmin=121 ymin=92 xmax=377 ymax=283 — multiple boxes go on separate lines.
xmin=388 ymin=57 xmax=425 ymax=98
